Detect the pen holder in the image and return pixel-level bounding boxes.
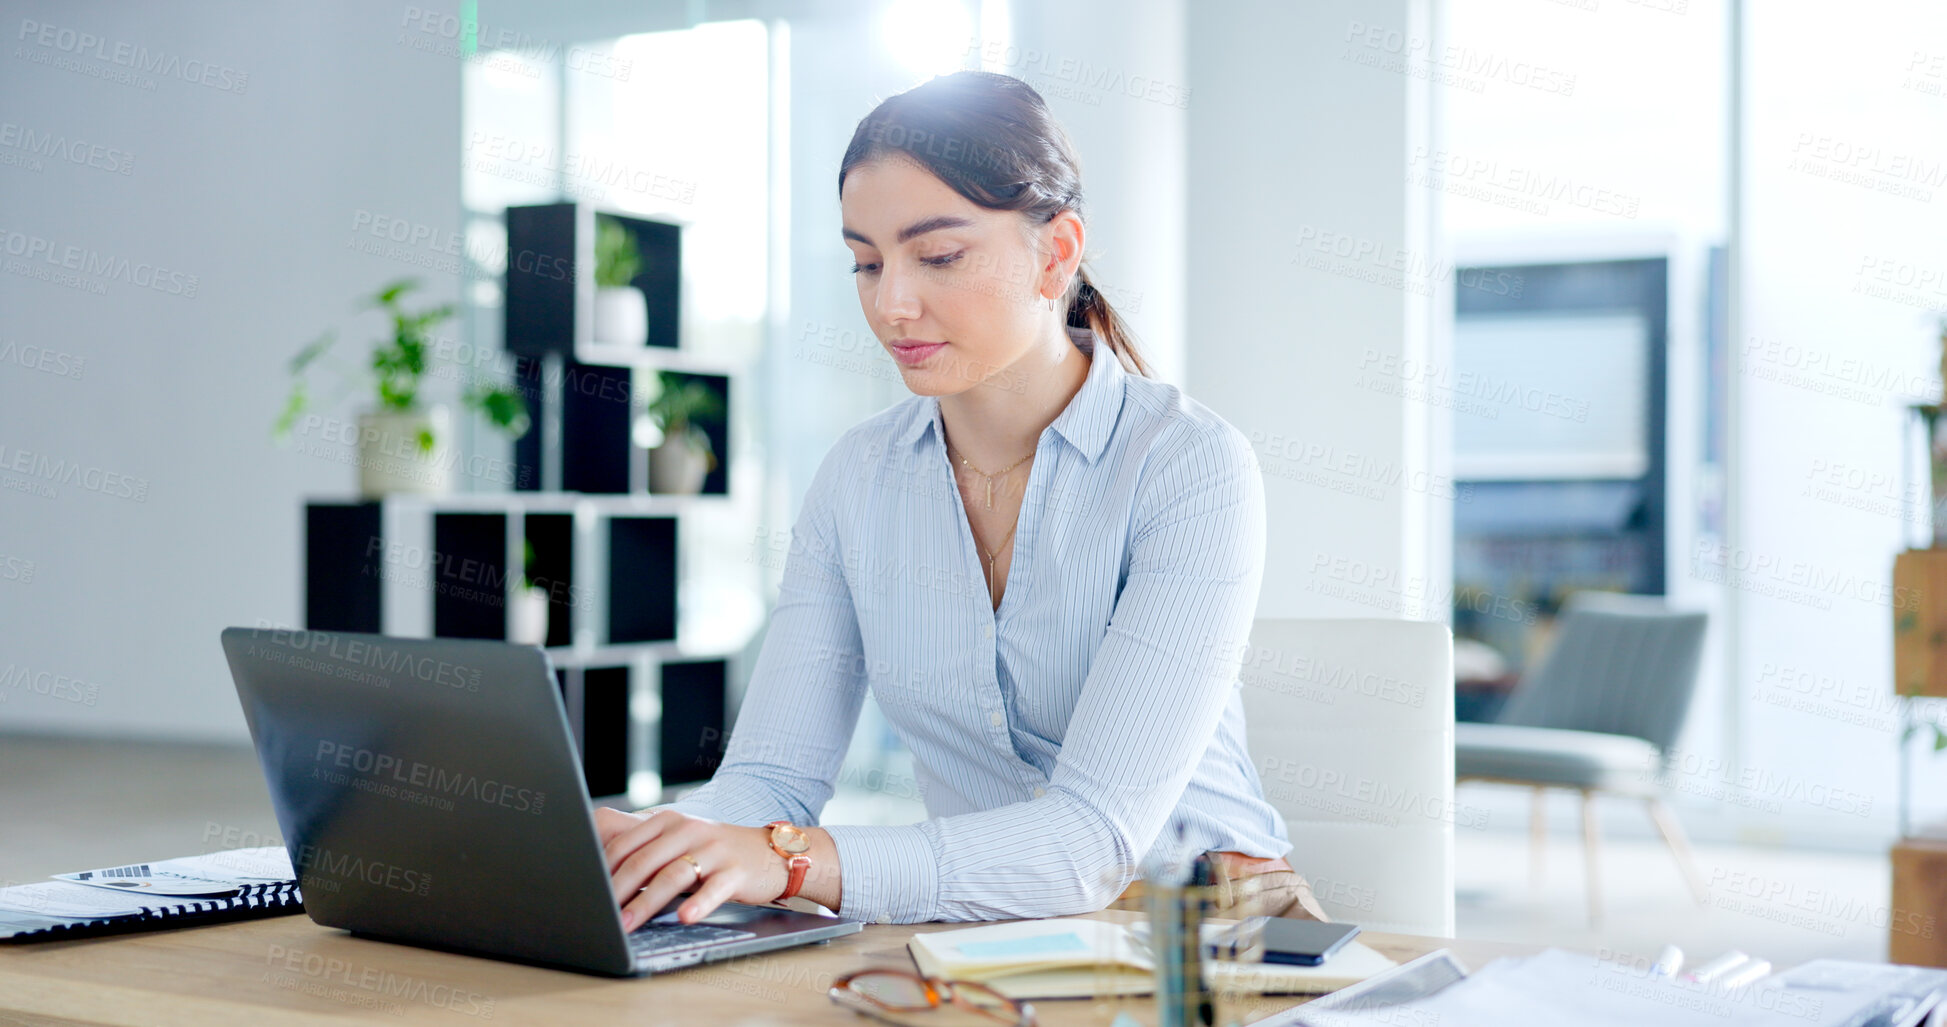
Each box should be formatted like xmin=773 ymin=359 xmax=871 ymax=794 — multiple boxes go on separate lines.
xmin=1147 ymin=860 xmax=1219 ymax=1027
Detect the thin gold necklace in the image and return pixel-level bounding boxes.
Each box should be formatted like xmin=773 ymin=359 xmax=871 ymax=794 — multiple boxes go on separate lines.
xmin=946 ymin=441 xmax=1034 ymax=511
xmin=978 ymin=522 xmax=1018 ymax=602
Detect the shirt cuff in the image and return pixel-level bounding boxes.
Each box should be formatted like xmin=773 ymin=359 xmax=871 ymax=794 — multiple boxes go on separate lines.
xmin=822 ymin=823 xmax=940 ymax=924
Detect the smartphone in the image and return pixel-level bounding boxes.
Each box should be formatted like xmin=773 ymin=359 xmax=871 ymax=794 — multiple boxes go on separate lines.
xmin=1257 ymin=918 xmax=1362 ymax=966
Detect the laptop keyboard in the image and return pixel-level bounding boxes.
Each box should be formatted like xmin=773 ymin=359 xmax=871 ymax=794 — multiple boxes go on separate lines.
xmin=627 ymin=922 xmax=756 ymax=959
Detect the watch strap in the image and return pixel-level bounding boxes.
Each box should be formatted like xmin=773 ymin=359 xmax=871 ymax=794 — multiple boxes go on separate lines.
xmin=766 ymin=820 xmax=813 ymax=901
xmin=779 ymin=854 xmax=810 ymax=900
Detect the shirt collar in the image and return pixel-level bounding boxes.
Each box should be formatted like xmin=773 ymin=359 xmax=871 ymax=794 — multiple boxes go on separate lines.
xmin=897 ymin=326 xmax=1126 ymax=463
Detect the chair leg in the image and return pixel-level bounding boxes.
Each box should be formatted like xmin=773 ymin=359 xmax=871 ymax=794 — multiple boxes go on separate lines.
xmin=1529 ymin=787 xmax=1548 ymax=890
xmin=1645 ymin=796 xmax=1710 ymax=905
xmin=1580 ymin=789 xmax=1602 ymax=925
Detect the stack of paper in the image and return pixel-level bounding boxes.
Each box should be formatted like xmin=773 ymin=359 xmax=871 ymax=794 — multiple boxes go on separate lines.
xmin=1291 ymin=948 xmax=1947 ymax=1027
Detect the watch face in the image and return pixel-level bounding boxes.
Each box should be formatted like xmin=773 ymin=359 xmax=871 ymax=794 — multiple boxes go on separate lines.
xmin=772 ymin=824 xmax=811 ymax=854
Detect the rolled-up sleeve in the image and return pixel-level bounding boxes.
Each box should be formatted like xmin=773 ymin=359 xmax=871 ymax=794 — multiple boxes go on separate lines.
xmin=825 ymin=422 xmax=1267 ymax=923
xmin=658 ymin=442 xmax=869 ymax=829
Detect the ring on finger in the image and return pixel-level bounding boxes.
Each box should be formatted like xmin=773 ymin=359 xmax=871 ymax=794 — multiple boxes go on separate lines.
xmin=633 ymin=853 xmax=704 ymax=895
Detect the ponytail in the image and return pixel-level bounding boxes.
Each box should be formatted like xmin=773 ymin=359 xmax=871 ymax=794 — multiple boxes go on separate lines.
xmin=1064 ymin=265 xmax=1151 ymax=378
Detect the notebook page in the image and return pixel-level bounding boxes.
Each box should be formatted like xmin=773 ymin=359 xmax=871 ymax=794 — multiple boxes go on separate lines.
xmin=54 ymin=846 xmax=295 ymax=897
xmin=0 ymin=881 xmax=155 ymax=919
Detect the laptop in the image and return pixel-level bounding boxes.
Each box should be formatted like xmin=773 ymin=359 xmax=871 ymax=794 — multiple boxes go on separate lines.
xmin=218 ymin=626 xmax=862 ymax=976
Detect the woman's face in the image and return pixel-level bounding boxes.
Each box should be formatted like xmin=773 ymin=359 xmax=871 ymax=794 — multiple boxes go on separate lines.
xmin=840 ymin=157 xmax=1075 ymax=397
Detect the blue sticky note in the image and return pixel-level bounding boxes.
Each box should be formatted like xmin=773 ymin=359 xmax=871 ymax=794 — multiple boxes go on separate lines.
xmin=955 ymin=931 xmax=1090 ymax=959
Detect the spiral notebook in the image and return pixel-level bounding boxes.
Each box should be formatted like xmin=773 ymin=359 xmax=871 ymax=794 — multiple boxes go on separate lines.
xmin=0 ymin=846 xmax=302 ymax=942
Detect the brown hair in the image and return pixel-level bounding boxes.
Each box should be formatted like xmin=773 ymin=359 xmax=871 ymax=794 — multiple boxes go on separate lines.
xmin=837 ymin=71 xmax=1152 ymax=378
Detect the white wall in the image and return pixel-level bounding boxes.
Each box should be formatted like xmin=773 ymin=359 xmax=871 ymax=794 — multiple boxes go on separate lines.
xmin=1185 ymin=0 xmax=1452 ymax=621
xmin=1734 ymin=1 xmax=1947 ymax=843
xmin=1006 ymin=0 xmax=1188 ymax=388
xmin=0 ymin=1 xmax=463 ymax=741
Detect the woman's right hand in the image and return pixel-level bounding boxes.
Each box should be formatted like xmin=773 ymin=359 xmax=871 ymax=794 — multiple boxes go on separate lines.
xmin=593 ymin=806 xmax=793 ymax=930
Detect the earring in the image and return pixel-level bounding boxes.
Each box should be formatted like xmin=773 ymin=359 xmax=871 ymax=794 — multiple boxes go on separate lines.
xmin=1047 ymin=293 xmax=1056 ymax=312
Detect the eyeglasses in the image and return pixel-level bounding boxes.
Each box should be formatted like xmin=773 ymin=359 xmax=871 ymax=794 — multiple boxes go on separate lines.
xmin=828 ymin=969 xmax=1037 ymax=1027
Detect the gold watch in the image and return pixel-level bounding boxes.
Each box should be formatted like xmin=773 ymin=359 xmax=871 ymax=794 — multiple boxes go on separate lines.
xmin=766 ymin=821 xmax=812 ymax=900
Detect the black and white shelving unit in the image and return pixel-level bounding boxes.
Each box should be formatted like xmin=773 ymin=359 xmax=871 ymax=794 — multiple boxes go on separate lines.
xmin=304 ymin=201 xmax=751 ymax=804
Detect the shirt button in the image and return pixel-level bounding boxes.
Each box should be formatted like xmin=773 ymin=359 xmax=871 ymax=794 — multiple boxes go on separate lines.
xmin=1032 ymin=786 xmax=1046 ymax=798
xmin=983 ymin=624 xmax=994 ymax=639
xmin=989 ymin=711 xmax=1006 ymax=727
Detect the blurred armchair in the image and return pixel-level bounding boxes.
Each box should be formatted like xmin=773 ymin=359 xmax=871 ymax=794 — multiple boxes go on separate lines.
xmin=1454 ymin=592 xmax=1709 ymax=923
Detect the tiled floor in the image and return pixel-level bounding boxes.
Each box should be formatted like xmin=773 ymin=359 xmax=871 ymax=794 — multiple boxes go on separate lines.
xmin=1454 ymin=825 xmax=1891 ymax=969
xmin=0 ymin=736 xmax=1901 ymax=972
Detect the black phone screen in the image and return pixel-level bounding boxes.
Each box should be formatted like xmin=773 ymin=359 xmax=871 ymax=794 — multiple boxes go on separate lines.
xmin=1259 ymin=918 xmax=1362 ymax=966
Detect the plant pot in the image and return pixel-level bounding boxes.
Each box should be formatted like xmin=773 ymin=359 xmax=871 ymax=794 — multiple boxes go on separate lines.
xmin=648 ymin=427 xmax=712 ymax=495
xmin=1891 ymin=833 xmax=1947 ymax=966
xmin=593 ymin=285 xmax=648 ymax=346
xmin=356 ymin=406 xmax=453 ymax=497
xmin=508 ymin=585 xmax=550 ymax=646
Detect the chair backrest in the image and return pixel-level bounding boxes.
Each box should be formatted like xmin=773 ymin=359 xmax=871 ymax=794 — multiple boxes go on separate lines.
xmin=1240 ymin=618 xmax=1455 ymax=938
xmin=1494 ymin=592 xmax=1708 ymax=755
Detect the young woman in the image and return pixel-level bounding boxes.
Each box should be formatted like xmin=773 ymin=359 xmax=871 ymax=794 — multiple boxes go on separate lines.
xmin=596 ymin=71 xmax=1324 ymax=929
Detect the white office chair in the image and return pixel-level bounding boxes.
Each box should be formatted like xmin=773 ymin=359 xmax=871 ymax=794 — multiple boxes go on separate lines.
xmin=1240 ymin=618 xmax=1456 ymax=938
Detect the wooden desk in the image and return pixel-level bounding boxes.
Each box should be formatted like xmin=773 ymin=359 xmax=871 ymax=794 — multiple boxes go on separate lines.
xmin=0 ymin=909 xmax=1538 ymax=1026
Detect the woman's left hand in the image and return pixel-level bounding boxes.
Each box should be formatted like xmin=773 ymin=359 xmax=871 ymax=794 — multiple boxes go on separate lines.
xmin=595 ymin=807 xmax=787 ymax=930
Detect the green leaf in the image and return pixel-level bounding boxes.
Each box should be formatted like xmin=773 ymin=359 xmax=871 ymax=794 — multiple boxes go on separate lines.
xmin=1935 ymin=724 xmax=1947 ymax=753
xmin=272 ymin=384 xmax=307 ymax=440
xmin=643 ymin=371 xmax=724 ymax=435
xmin=466 ymin=385 xmax=531 ymax=438
xmin=594 ymin=216 xmax=643 ymax=288
xmin=417 ymin=427 xmax=435 ymax=454
xmin=374 ymin=278 xmax=417 ymax=307
xmin=288 ymin=331 xmax=335 ymax=374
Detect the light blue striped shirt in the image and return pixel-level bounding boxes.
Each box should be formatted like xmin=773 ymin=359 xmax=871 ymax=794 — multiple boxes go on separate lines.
xmin=663 ymin=327 xmax=1290 ymax=924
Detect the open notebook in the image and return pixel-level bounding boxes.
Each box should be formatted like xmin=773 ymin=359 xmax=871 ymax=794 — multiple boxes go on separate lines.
xmin=908 ymin=917 xmax=1397 ymax=1000
xmin=0 ymin=846 xmax=301 ymax=942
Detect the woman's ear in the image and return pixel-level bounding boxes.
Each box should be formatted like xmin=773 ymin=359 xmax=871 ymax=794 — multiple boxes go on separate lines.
xmin=1043 ymin=210 xmax=1086 ymax=294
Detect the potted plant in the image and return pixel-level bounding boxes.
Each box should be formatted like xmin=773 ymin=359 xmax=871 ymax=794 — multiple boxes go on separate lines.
xmin=592 ymin=215 xmax=648 ymax=346
xmin=638 ymin=371 xmax=722 ymax=494
xmin=508 ymin=539 xmax=550 ymax=646
xmin=273 ymin=278 xmax=530 ymax=497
